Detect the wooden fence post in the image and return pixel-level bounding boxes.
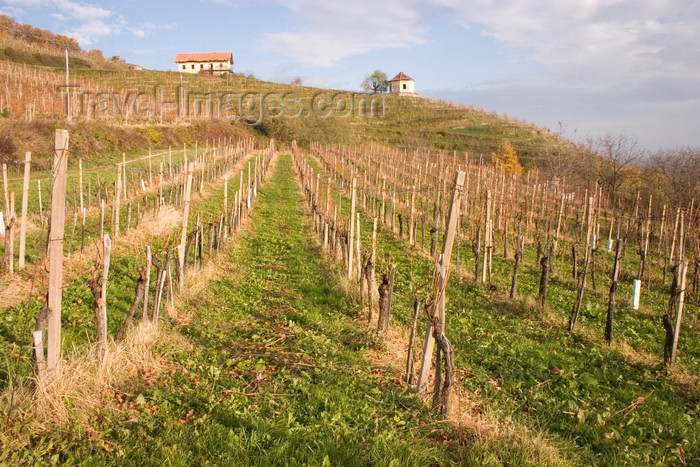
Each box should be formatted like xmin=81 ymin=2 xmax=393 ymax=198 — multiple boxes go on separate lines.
xmin=79 ymin=158 xmax=83 ymax=213
xmin=46 ymin=129 xmax=69 ymax=373
xmin=5 ymin=192 xmax=14 ymax=273
xmin=670 ymin=259 xmax=688 ymax=365
xmin=97 ymin=234 xmax=111 ymax=360
xmin=142 ymin=246 xmax=151 ymax=322
xmin=122 ymin=153 xmax=128 ymax=200
xmin=178 ymin=162 xmax=194 ymax=291
xmin=2 ymin=163 xmax=9 ymax=225
xmin=114 ymin=164 xmax=122 ymax=237
xmin=416 ymin=170 xmax=465 ymax=394
xmin=605 ymin=239 xmax=623 ymax=344
xmin=38 ymin=180 xmax=44 ymax=225
xmin=482 ymin=190 xmax=492 ymax=283
xmin=348 ymin=178 xmax=357 ymax=279
xmin=32 ymin=330 xmax=45 ymax=379
xmin=356 ymin=212 xmax=361 ymax=280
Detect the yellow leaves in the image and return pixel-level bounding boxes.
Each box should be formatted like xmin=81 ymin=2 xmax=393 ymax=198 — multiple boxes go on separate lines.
xmin=492 ymin=141 xmax=523 ymax=178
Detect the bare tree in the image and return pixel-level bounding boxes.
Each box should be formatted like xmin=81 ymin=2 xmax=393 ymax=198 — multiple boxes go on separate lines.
xmin=649 ymin=147 xmax=700 ymax=208
xmin=588 ymin=132 xmax=641 ymax=206
xmin=539 ymin=123 xmax=584 ymax=182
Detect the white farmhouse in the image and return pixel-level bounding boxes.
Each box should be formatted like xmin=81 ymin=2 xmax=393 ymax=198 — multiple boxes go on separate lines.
xmin=175 ymin=52 xmax=233 ymax=75
xmin=389 ymin=72 xmax=415 ymax=94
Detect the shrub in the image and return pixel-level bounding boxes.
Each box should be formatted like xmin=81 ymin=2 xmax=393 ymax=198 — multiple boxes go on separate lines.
xmin=0 ymin=132 xmax=16 ymax=165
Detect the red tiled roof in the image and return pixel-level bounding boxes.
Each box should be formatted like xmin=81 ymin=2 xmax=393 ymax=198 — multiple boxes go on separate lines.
xmin=390 ymin=72 xmax=414 ymax=81
xmin=175 ymin=52 xmax=232 ymax=63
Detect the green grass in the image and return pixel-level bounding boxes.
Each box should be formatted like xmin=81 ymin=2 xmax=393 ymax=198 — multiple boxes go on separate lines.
xmin=2 ymin=155 xmax=475 ymax=465
xmin=305 ymin=152 xmax=699 ymax=466
xmin=0 ymin=147 xmax=255 ymax=392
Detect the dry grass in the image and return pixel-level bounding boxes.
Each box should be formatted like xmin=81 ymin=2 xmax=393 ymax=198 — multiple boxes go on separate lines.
xmin=30 ymin=322 xmax=184 ymax=427
xmin=1 ymin=152 xmax=277 ymax=443
xmin=0 ymin=321 xmax=188 ymax=459
xmin=365 ymin=320 xmax=571 ymax=466
xmin=0 ymin=272 xmax=33 ymax=309
xmin=137 ymin=205 xmax=183 ymax=238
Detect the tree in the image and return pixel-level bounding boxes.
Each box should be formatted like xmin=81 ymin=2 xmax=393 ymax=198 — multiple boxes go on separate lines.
xmin=538 ymin=125 xmax=583 ymax=182
xmin=491 ymin=140 xmax=523 ymax=177
xmin=649 ymin=147 xmax=700 ymax=208
xmin=0 ymin=133 xmax=16 ymax=166
xmin=588 ymin=132 xmax=641 ymax=207
xmin=361 ymin=70 xmax=388 ymax=94
xmin=87 ymin=49 xmax=105 ymax=61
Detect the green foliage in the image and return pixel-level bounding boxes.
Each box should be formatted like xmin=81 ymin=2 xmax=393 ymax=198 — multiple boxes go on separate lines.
xmin=305 ymin=154 xmax=700 ymax=466
xmin=362 ymin=70 xmax=389 ymax=94
xmin=256 ymin=114 xmax=353 ymax=147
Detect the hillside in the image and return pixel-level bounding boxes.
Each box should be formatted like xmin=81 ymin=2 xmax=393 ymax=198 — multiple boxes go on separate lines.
xmin=0 ymin=21 xmax=697 ymax=466
xmin=0 ymin=26 xmax=572 ymax=171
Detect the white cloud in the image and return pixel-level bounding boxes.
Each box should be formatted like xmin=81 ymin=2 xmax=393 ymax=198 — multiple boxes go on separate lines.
xmin=128 ymin=21 xmax=177 ymax=39
xmin=434 ymin=0 xmax=700 ymax=88
xmin=254 ymin=0 xmax=699 ymax=88
xmin=53 ymin=0 xmax=110 ymax=20
xmin=3 ymin=0 xmax=116 ymax=44
xmin=0 ymin=6 xmax=24 ymax=16
xmin=2 ymin=0 xmax=176 ymax=45
xmin=63 ymin=18 xmax=114 ymax=45
xmin=4 ymin=0 xmax=110 ymax=20
xmin=259 ymin=0 xmax=427 ymax=66
xmin=250 ymin=0 xmax=700 ymax=146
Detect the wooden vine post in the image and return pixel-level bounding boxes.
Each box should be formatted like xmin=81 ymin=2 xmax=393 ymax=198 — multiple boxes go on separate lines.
xmin=670 ymin=242 xmax=688 ymax=365
xmin=178 ymin=162 xmax=194 ymax=291
xmin=97 ymin=234 xmax=111 ymax=360
xmin=605 ymin=239 xmax=623 ymax=344
xmin=409 ymin=185 xmax=416 ymax=246
xmin=482 ymin=190 xmax=492 ymax=283
xmin=551 ymin=194 xmax=565 ymax=274
xmin=6 ymin=193 xmax=13 ymax=273
xmin=2 ymin=163 xmax=8 ymax=226
xmin=46 ymin=129 xmax=69 ymax=373
xmin=142 ymin=246 xmax=152 ymax=322
xmin=348 ymin=178 xmax=357 ymax=279
xmin=568 ymin=196 xmax=594 ymax=332
xmin=37 ymin=180 xmax=44 ymax=225
xmin=18 ymin=152 xmax=30 ymax=270
xmin=416 ymin=170 xmax=465 ymax=401
xmin=114 ymin=164 xmax=122 ymax=237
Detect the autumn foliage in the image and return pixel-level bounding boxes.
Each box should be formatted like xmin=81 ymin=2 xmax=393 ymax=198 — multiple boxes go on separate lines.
xmin=491 ymin=140 xmax=523 ymax=177
xmin=0 ymin=14 xmax=81 ymax=53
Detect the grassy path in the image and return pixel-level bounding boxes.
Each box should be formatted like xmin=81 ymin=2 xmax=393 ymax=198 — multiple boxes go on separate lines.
xmin=37 ymin=154 xmax=464 ymax=465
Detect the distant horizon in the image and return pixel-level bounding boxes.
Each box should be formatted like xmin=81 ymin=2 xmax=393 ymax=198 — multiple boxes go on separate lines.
xmin=1 ymin=0 xmax=698 ymax=152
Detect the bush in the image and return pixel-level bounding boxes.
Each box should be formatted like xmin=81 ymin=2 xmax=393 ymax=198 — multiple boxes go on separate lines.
xmin=0 ymin=132 xmax=16 ymax=165
xmin=256 ymin=114 xmax=353 ymax=147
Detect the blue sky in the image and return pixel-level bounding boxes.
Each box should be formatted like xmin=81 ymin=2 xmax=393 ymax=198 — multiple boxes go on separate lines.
xmin=2 ymin=0 xmax=699 ymax=150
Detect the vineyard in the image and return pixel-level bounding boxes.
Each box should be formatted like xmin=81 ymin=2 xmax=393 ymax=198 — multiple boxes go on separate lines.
xmin=0 ymin=23 xmax=697 ymax=466
xmin=0 ymin=125 xmax=695 ymax=464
